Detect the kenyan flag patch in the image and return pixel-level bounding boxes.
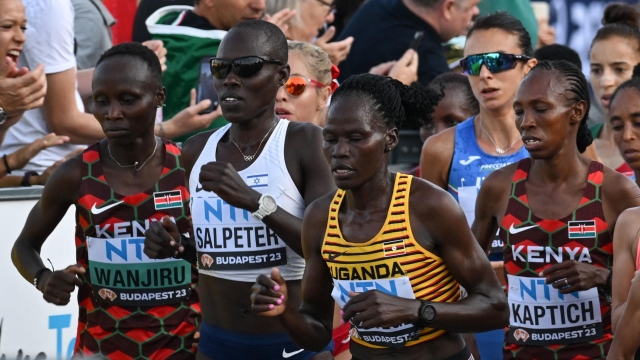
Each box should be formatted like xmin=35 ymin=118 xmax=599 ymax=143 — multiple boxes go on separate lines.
xmin=153 ymin=190 xmax=182 ymax=210
xmin=568 ymin=220 xmax=596 ymax=238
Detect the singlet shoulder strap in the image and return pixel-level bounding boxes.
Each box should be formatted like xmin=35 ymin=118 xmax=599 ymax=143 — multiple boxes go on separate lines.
xmin=587 ymin=160 xmax=604 ymax=186
xmin=511 ymin=158 xmax=532 ymax=182
xmin=324 ymin=189 xmax=345 ymax=242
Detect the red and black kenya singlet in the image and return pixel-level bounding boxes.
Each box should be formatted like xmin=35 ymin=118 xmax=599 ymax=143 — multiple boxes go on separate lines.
xmin=501 ymin=158 xmax=612 ymax=360
xmin=74 ymin=140 xmax=200 ymax=359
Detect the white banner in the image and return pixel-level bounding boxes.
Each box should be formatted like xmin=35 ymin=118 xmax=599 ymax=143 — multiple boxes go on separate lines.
xmin=0 ymin=197 xmax=78 ymax=360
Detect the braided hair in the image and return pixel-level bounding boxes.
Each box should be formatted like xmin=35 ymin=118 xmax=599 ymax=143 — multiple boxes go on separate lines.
xmin=330 ymin=73 xmax=438 ymax=129
xmin=610 ymin=63 xmax=640 ymax=106
xmin=526 ymin=60 xmax=592 ymax=153
xmin=428 ymin=73 xmax=479 ymax=115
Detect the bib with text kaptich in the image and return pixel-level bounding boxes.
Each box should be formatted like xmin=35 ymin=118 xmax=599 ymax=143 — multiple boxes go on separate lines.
xmin=87 ymin=237 xmax=192 ymax=306
xmin=332 ymin=276 xmax=420 ymax=349
xmin=507 ymin=274 xmax=603 ymax=346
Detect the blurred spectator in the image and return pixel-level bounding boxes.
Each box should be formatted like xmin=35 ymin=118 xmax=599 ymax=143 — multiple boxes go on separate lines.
xmin=337 ymin=0 xmax=480 ymax=85
xmin=531 ymin=1 xmax=555 ymax=49
xmin=264 ymin=0 xmax=353 ymax=65
xmin=368 ymin=48 xmax=419 ymax=85
xmin=146 ymin=0 xmax=264 ymax=143
xmin=477 ymin=0 xmax=539 ymax=48
xmin=275 ymin=41 xmax=334 ymax=127
xmin=332 ymin=0 xmax=366 ymax=36
xmin=72 ymin=0 xmax=115 ymax=70
xmin=0 ymin=0 xmax=102 ymax=176
xmin=73 ymin=0 xmax=219 ymax=140
xmin=132 ymin=0 xmax=194 ymax=42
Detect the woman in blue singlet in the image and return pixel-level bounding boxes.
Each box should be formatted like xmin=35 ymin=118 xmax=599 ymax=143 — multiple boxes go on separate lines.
xmin=420 ymin=13 xmax=536 ymax=360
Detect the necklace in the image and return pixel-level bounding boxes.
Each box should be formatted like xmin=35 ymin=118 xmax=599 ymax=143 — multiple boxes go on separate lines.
xmin=230 ymin=121 xmax=278 ymax=161
xmin=108 ymin=137 xmax=159 ymax=172
xmin=479 ymin=116 xmax=520 ymax=154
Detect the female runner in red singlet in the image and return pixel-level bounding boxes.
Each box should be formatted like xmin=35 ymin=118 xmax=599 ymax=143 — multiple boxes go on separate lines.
xmin=473 ymin=60 xmax=640 ymax=360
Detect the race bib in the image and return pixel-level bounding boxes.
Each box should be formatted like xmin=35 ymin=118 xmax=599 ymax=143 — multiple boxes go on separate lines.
xmin=458 ymin=185 xmax=503 ymax=256
xmin=193 ymin=196 xmax=287 ymax=271
xmin=332 ymin=277 xmax=420 ymax=349
xmin=87 ymin=237 xmax=191 ymax=306
xmin=507 ymin=275 xmax=603 ymax=345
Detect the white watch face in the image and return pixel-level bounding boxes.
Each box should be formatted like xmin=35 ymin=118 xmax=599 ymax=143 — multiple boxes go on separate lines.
xmin=262 ymin=195 xmax=277 ymax=212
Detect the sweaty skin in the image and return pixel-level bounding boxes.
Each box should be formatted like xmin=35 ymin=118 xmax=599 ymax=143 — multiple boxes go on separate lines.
xmin=252 ymin=93 xmax=509 ymax=360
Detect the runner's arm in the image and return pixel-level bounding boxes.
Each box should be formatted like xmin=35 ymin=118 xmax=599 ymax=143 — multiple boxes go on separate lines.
xmin=471 ymin=169 xmax=506 ymax=253
xmin=611 ymin=209 xmax=640 ymax=333
xmin=416 ymin=180 xmax=509 ymax=332
xmin=607 ymin=270 xmax=640 ymax=360
xmin=252 ymin=198 xmax=335 ymax=350
xmin=258 ymin=123 xmax=335 ymax=256
xmin=419 ymin=127 xmax=454 ymax=190
xmin=11 ymin=155 xmax=82 ymax=288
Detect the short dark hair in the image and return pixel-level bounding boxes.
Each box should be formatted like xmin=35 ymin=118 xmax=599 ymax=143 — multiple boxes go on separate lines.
xmin=534 ymin=44 xmax=582 ymax=70
xmin=467 ymin=12 xmax=533 ymax=57
xmin=428 ymin=73 xmax=479 ymax=115
xmin=226 ymin=20 xmax=288 ymax=64
xmin=331 ymin=74 xmax=438 ymax=129
xmin=526 ymin=60 xmax=592 ymax=153
xmin=96 ymin=42 xmax=162 ymax=86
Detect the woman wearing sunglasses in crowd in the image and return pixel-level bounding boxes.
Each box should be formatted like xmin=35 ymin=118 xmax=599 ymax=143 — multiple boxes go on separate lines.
xmin=473 ymin=60 xmax=640 ymax=360
xmin=420 ymin=13 xmax=536 ymax=359
xmin=275 ymin=41 xmax=336 ymax=127
xmin=589 ymin=4 xmax=640 ymax=179
xmin=265 ymin=0 xmax=353 ymax=66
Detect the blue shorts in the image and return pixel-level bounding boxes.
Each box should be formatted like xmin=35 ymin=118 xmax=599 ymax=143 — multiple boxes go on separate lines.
xmin=199 ymin=321 xmax=334 ymax=360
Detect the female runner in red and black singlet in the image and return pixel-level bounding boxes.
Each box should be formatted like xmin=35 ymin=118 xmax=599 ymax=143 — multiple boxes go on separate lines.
xmin=473 ymin=60 xmax=640 ymax=360
xmin=12 ymin=43 xmax=200 ymax=359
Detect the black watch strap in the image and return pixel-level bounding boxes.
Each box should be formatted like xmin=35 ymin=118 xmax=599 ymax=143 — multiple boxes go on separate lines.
xmin=416 ymin=301 xmax=436 ymax=328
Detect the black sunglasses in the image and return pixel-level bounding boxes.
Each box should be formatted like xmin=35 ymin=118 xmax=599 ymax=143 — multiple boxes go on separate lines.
xmin=209 ymin=56 xmax=283 ymax=79
xmin=460 ymin=52 xmax=531 ymax=76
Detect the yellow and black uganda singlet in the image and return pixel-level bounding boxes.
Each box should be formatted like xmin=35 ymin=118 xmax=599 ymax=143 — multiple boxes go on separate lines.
xmin=74 ymin=140 xmax=200 ymax=358
xmin=322 ymin=173 xmax=460 ymax=349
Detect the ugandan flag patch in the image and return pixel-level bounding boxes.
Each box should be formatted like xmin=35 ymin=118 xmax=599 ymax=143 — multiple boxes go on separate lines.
xmin=153 ymin=190 xmax=182 ymax=210
xmin=568 ymin=220 xmax=596 ymax=239
xmin=383 ymin=240 xmax=406 ymax=257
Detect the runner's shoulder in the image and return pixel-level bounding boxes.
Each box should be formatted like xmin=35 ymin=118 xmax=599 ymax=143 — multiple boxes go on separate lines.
xmin=408 ymin=175 xmax=459 ymax=214
xmin=304 ymin=191 xmax=337 ymax=223
xmin=422 ymin=126 xmax=455 ymax=159
xmin=285 ymin=121 xmax=322 ymax=145
xmin=43 ymin=151 xmax=84 ymax=202
xmin=182 ymin=128 xmax=219 ymax=159
xmin=601 ymin=164 xmax=640 ymax=199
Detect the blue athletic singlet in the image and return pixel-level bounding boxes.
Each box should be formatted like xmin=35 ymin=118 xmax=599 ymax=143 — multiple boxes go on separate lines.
xmin=448 ymin=117 xmax=529 ymax=257
xmin=447 ymin=117 xmax=529 ymax=360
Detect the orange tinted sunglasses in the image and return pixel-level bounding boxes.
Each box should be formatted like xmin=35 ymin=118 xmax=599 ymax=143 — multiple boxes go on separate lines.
xmin=285 ymin=76 xmax=327 ymax=97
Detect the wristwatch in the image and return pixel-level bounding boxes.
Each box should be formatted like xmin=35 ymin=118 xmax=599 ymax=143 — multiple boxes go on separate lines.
xmin=251 ymin=194 xmax=277 ymax=221
xmin=416 ymin=301 xmax=436 ymax=328
xmin=21 ymin=171 xmax=38 ymax=186
xmin=0 ymin=107 xmax=8 ymax=125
